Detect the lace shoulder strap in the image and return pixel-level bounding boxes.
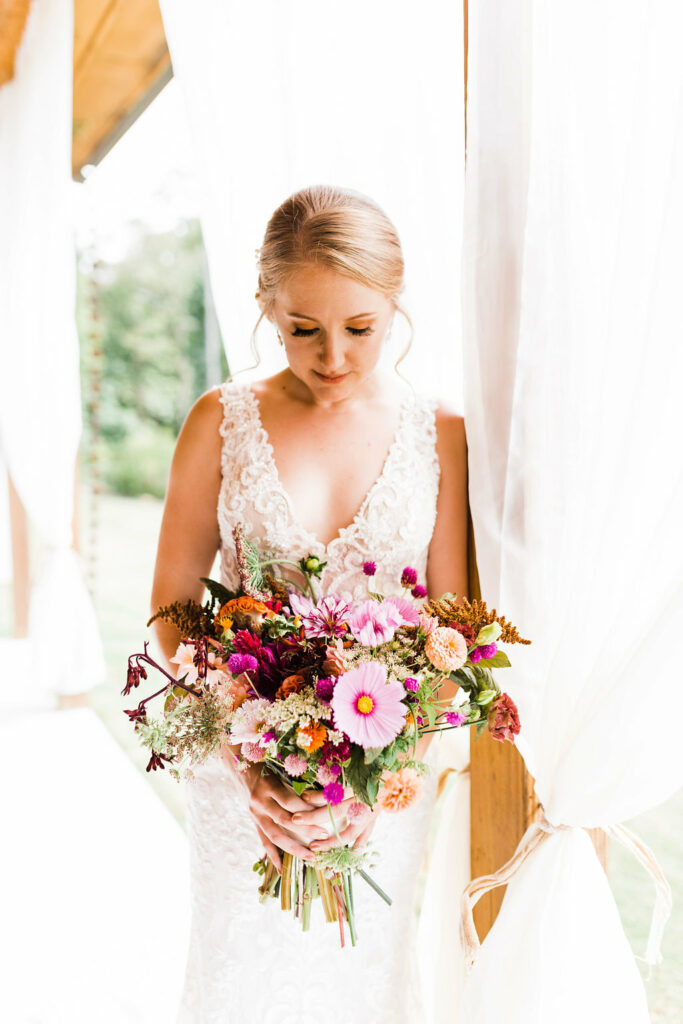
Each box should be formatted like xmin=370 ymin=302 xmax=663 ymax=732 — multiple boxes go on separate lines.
xmin=217 ymin=380 xmax=256 ymax=477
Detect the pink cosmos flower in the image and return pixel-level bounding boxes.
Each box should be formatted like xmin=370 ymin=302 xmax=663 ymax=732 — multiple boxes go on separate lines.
xmin=384 ymin=595 xmax=421 ymax=626
xmin=331 ymin=662 xmax=406 ymax=748
xmin=347 ymin=598 xmax=415 ymax=647
xmin=288 ymin=592 xmax=352 ymax=638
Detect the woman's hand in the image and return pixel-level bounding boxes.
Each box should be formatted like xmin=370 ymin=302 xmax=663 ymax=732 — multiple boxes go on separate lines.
xmin=240 ymin=766 xmax=332 ymax=871
xmin=290 ymin=786 xmax=381 ymax=853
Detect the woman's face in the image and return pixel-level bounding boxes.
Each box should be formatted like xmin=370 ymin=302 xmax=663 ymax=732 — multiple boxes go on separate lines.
xmin=270 ymin=262 xmax=394 ymax=403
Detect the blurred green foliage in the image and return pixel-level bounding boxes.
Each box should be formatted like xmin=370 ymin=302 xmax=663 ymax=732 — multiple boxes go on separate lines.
xmin=76 ymin=220 xmax=229 ymax=498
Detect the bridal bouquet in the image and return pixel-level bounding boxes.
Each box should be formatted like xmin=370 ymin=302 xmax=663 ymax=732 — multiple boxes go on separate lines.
xmin=123 ymin=524 xmax=529 ymax=946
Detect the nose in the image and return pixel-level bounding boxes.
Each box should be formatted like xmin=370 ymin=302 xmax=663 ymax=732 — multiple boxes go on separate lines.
xmin=318 ymin=332 xmax=347 ymax=374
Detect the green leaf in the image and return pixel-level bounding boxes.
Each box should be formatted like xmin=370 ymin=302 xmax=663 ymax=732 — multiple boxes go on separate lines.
xmin=480 ymin=649 xmax=511 ymax=668
xmin=476 ymin=621 xmax=503 ymax=645
xmin=364 ymin=746 xmax=384 ymax=765
xmin=451 ymin=666 xmax=477 ymax=690
xmin=476 ymin=689 xmax=498 ymax=707
xmin=346 ymin=749 xmax=375 ymax=807
xmin=367 ymin=777 xmax=379 ymax=804
xmin=200 ymin=577 xmax=237 ymax=608
xmin=291 ymin=779 xmax=307 ymax=795
xmin=474 ymin=718 xmax=488 ymax=739
xmin=426 ymin=703 xmax=436 ymax=729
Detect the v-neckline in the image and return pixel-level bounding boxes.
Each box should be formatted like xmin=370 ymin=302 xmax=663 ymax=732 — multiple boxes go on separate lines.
xmin=244 ymin=385 xmax=414 ymax=551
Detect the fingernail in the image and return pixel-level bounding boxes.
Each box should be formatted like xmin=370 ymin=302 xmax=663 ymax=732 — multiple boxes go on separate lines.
xmin=292 ymin=813 xmax=302 ymax=822
xmin=310 ymin=842 xmax=320 ymax=850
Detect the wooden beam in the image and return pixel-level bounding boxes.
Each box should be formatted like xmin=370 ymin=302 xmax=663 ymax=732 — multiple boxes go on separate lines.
xmin=72 ymin=0 xmax=172 ymax=179
xmin=8 ymin=468 xmax=29 ymax=638
xmin=0 ymin=0 xmax=32 ymax=88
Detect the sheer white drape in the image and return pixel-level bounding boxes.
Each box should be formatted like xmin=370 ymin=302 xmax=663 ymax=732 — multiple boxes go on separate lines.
xmin=0 ymin=0 xmax=104 ymax=696
xmin=460 ymin=2 xmax=683 ymax=1020
xmin=157 ymin=0 xmax=466 ymax=408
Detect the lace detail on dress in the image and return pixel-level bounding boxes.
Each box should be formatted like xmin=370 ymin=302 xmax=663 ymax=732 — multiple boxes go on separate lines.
xmin=217 ymin=381 xmax=441 ymax=599
xmin=177 ymin=378 xmax=443 ymax=1024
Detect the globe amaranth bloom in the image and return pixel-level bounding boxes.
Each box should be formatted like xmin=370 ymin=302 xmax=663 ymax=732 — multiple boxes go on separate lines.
xmin=362 ymin=560 xmax=377 ymax=576
xmin=469 ymin=642 xmax=498 ymax=663
xmin=331 ymin=662 xmax=406 ymax=748
xmin=400 ymin=566 xmax=418 ymax=587
xmin=227 ymin=652 xmax=259 ymax=675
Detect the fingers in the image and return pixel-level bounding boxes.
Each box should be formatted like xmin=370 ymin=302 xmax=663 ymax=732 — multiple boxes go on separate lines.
xmin=308 ymin=805 xmax=377 ymax=852
xmin=258 ymin=818 xmax=316 ymax=862
xmin=353 ymin=815 xmax=377 ymax=848
xmin=290 ymin=796 xmax=355 ymax=828
xmin=255 ymin=824 xmax=282 ymax=872
xmin=266 ymin=780 xmax=315 ymax=813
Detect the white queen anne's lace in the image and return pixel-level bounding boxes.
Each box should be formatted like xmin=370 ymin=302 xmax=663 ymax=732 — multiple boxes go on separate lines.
xmin=176 ymin=380 xmax=442 ymax=1024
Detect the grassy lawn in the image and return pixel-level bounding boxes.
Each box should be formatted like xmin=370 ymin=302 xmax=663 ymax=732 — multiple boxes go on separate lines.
xmin=2 ymin=488 xmax=680 ymax=1016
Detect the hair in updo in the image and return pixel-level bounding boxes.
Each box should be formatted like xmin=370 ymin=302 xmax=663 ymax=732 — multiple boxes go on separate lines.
xmin=250 ymin=184 xmax=414 ymax=375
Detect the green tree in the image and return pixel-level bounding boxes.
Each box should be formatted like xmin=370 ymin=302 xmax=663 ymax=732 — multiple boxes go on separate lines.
xmin=77 ymin=219 xmax=229 ymax=498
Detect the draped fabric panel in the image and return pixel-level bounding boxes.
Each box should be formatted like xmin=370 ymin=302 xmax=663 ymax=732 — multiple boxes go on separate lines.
xmin=0 ymin=0 xmax=105 ymax=696
xmin=460 ymin=1 xmax=683 ymax=1019
xmin=157 ymin=0 xmax=466 ymax=408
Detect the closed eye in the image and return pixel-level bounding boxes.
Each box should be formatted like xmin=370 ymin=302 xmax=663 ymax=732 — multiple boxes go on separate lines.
xmin=291 ymin=326 xmax=374 ymax=337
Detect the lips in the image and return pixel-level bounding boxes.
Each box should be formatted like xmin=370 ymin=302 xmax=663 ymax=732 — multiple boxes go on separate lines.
xmin=314 ymin=370 xmax=349 ymax=383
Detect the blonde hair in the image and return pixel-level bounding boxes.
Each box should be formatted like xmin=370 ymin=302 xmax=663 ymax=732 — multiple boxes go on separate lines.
xmin=248 ymin=184 xmax=414 ymax=379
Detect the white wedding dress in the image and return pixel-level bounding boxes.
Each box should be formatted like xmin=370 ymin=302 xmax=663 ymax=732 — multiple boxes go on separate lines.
xmin=176 ymin=379 xmax=442 ymax=1024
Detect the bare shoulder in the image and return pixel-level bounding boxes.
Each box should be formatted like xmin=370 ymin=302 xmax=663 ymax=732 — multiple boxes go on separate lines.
xmin=433 ymin=401 xmax=467 ymax=462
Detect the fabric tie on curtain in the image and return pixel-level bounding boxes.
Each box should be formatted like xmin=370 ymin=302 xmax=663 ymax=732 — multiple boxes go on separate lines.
xmin=460 ymin=1 xmax=683 ymax=1021
xmin=0 ymin=0 xmax=105 ymax=698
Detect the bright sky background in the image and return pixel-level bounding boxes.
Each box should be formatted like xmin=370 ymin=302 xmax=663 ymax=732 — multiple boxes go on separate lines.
xmin=72 ymin=79 xmax=198 ymax=262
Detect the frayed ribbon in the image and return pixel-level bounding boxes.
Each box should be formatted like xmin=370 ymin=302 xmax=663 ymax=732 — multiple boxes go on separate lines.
xmin=460 ymin=815 xmax=672 ymax=974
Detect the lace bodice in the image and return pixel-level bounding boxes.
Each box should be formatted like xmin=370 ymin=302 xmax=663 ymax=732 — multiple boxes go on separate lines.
xmin=216 ymin=380 xmax=441 ymax=598
xmin=176 ymin=378 xmax=443 ymax=1024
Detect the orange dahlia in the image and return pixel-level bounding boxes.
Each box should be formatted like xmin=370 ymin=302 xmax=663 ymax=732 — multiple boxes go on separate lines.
xmin=377 ymin=767 xmax=423 ymax=812
xmin=424 ymin=626 xmax=468 ymax=672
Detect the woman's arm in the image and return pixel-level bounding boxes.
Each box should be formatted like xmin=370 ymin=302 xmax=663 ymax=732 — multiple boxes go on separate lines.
xmin=149 ymin=386 xmax=322 ymax=866
xmin=149 ymin=387 xmax=224 ymax=674
xmin=416 ymin=405 xmax=470 ymax=759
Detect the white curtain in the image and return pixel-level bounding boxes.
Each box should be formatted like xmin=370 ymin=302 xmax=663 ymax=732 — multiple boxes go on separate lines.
xmin=157 ymin=0 xmax=466 ymax=409
xmin=460 ymin=2 xmax=683 ymax=1020
xmin=0 ymin=0 xmax=105 ymax=696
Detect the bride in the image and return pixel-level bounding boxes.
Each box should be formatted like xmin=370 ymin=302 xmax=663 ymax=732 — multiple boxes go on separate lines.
xmin=150 ymin=184 xmax=468 ymax=1023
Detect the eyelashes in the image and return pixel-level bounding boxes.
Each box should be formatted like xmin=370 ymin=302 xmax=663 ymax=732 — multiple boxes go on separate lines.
xmin=291 ymin=326 xmax=374 ymax=338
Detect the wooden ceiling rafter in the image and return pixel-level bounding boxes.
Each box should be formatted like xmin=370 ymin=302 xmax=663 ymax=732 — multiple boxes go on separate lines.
xmin=0 ymin=0 xmax=32 ymax=88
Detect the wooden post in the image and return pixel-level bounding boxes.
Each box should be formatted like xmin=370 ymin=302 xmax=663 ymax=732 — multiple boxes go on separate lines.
xmin=467 ymin=485 xmax=607 ymax=942
xmin=8 ymin=467 xmax=29 ymax=638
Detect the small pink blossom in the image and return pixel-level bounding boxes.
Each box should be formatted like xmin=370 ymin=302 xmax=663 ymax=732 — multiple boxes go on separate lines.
xmin=242 ymin=742 xmax=265 ymax=762
xmin=284 ymin=753 xmax=308 ymax=776
xmin=347 ymin=800 xmax=371 ymax=823
xmin=323 ymin=782 xmax=345 ymax=805
xmin=418 ymin=613 xmax=439 ymax=636
xmin=316 ymin=764 xmax=338 ymax=786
